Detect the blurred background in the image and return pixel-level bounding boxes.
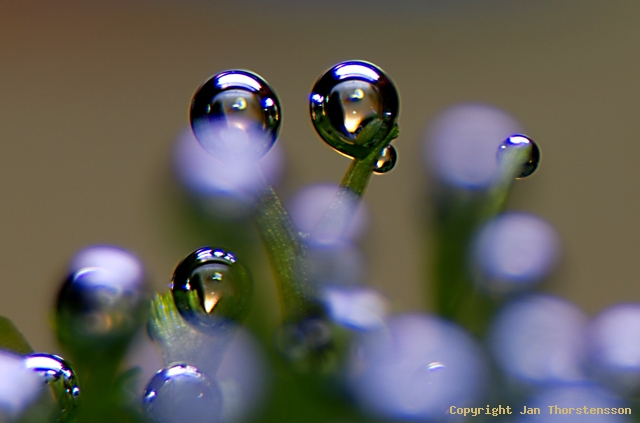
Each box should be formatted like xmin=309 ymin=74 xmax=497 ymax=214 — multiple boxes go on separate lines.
xmin=1 ymin=0 xmax=639 ymax=354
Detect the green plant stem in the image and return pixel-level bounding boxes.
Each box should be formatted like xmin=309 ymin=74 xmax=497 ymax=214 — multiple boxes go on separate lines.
xmin=432 ymin=146 xmax=531 ymax=336
xmin=341 ymin=124 xmax=399 ymax=197
xmin=253 ymin=184 xmax=317 ymax=323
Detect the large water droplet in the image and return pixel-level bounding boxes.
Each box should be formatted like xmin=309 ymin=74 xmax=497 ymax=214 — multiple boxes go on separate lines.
xmin=190 ymin=70 xmax=281 ymax=161
xmin=24 ymin=353 xmax=80 ymax=422
xmin=310 ymin=60 xmax=399 ymax=159
xmin=143 ymin=364 xmax=223 ymax=423
xmin=497 ymin=134 xmax=540 ymax=178
xmin=55 ymin=246 xmax=148 ymax=349
xmin=172 ymin=247 xmax=253 ymax=332
xmin=373 ymin=144 xmax=397 ymax=174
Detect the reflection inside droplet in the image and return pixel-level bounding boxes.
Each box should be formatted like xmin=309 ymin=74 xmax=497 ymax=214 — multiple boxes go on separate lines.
xmin=329 ymin=80 xmax=382 ymax=138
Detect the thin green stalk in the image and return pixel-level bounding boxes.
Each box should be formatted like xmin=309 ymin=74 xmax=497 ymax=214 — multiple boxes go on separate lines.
xmin=253 ymin=184 xmax=317 ymax=323
xmin=432 ymin=146 xmax=532 ymax=336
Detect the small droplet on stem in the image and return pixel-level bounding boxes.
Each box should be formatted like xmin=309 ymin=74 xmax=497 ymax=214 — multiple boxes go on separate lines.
xmin=373 ymin=144 xmax=397 ymax=174
xmin=497 ymin=134 xmax=540 ymax=178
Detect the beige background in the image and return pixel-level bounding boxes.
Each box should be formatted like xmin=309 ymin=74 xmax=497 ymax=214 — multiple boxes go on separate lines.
xmin=1 ymin=0 xmax=639 ymax=354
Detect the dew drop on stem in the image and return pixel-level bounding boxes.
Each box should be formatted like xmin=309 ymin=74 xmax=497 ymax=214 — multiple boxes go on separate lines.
xmin=190 ymin=70 xmax=281 ymax=162
xmin=171 ymin=247 xmax=253 ymax=333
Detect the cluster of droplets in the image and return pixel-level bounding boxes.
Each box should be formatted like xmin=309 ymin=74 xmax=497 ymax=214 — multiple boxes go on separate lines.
xmin=8 ymin=60 xmax=634 ymax=423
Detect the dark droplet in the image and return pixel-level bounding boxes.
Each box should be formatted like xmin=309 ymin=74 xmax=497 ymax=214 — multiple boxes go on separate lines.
xmin=310 ymin=61 xmax=399 ymax=159
xmin=171 ymin=247 xmax=253 ymax=332
xmin=497 ymin=134 xmax=540 ymax=178
xmin=373 ymin=144 xmax=397 ymax=174
xmin=190 ymin=70 xmax=281 ymax=161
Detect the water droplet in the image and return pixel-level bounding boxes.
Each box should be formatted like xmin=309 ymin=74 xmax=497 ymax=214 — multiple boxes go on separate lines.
xmin=497 ymin=134 xmax=540 ymax=178
xmin=190 ymin=70 xmax=281 ymax=161
xmin=373 ymin=144 xmax=397 ymax=174
xmin=172 ymin=247 xmax=253 ymax=332
xmin=276 ymin=316 xmax=336 ymax=372
xmin=310 ymin=61 xmax=399 ymax=159
xmin=55 ymin=246 xmax=148 ymax=349
xmin=24 ymin=353 xmax=80 ymax=422
xmin=143 ymin=364 xmax=223 ymax=423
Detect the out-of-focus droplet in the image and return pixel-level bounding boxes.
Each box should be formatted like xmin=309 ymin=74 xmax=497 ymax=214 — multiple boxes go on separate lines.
xmin=310 ymin=60 xmax=399 ymax=159
xmin=0 ymin=351 xmax=43 ymax=421
xmin=471 ymin=212 xmax=560 ymax=294
xmin=276 ymin=316 xmax=335 ymax=372
xmin=172 ymin=247 xmax=253 ymax=332
xmin=190 ymin=70 xmax=280 ymax=161
xmin=497 ymin=134 xmax=540 ymax=178
xmin=489 ymin=295 xmax=588 ymax=387
xmin=322 ymin=286 xmax=389 ymax=331
xmin=24 ymin=353 xmax=80 ymax=422
xmin=587 ymin=303 xmax=640 ymax=396
xmin=347 ymin=314 xmax=487 ymax=421
xmin=143 ymin=364 xmax=223 ymax=423
xmin=424 ymin=103 xmax=524 ymax=189
xmin=373 ymin=144 xmax=397 ymax=174
xmin=518 ymin=385 xmax=631 ymax=423
xmin=173 ymin=127 xmax=284 ymax=219
xmin=56 ymin=246 xmax=148 ymax=349
xmin=288 ymin=183 xmax=368 ymax=246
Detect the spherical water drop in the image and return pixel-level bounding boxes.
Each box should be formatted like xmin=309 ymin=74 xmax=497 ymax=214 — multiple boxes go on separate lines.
xmin=24 ymin=353 xmax=80 ymax=422
xmin=497 ymin=134 xmax=540 ymax=178
xmin=347 ymin=314 xmax=487 ymax=421
xmin=373 ymin=144 xmax=397 ymax=174
xmin=276 ymin=316 xmax=336 ymax=372
xmin=56 ymin=246 xmax=148 ymax=349
xmin=143 ymin=364 xmax=223 ymax=423
xmin=190 ymin=70 xmax=281 ymax=161
xmin=424 ymin=103 xmax=524 ymax=189
xmin=172 ymin=247 xmax=253 ymax=332
xmin=310 ymin=60 xmax=399 ymax=159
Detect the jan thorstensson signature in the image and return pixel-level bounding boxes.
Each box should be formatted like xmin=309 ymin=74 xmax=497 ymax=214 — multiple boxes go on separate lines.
xmin=448 ymin=405 xmax=632 ymax=417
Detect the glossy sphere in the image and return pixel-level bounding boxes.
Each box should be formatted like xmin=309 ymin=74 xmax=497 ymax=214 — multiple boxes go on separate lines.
xmin=190 ymin=70 xmax=281 ymax=161
xmin=348 ymin=314 xmax=487 ymax=421
xmin=24 ymin=353 xmax=80 ymax=422
xmin=373 ymin=144 xmax=397 ymax=174
xmin=143 ymin=364 xmax=223 ymax=423
xmin=56 ymin=246 xmax=147 ymax=348
xmin=172 ymin=247 xmax=253 ymax=332
xmin=497 ymin=134 xmax=540 ymax=178
xmin=310 ymin=61 xmax=399 ymax=159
